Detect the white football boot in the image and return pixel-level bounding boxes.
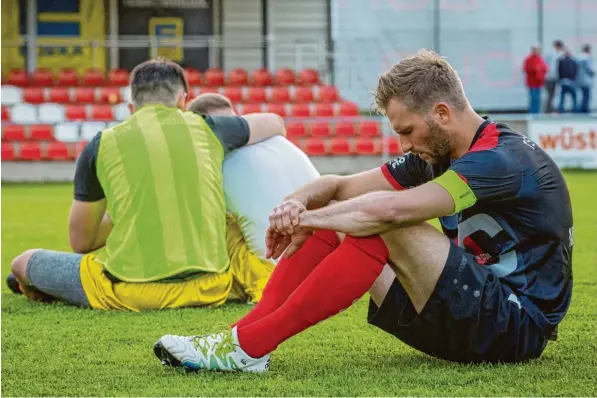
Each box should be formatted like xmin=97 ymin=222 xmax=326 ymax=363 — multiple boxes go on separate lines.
xmin=153 ymin=326 xmax=270 ymax=373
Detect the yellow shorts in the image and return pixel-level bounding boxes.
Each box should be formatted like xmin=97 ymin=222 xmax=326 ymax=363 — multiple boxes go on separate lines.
xmin=80 ymin=214 xmax=274 ymax=311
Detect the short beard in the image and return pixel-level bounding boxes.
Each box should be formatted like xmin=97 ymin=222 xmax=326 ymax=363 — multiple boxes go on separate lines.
xmin=425 ymin=119 xmax=453 ymax=162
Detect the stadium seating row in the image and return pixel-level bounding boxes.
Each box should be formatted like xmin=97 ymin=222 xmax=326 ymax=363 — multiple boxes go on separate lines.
xmin=1 ymin=137 xmax=402 ymax=161
xmin=2 ymin=101 xmax=361 ymax=124
xmin=1 ymin=120 xmax=384 ymax=143
xmin=2 ymin=67 xmax=320 ymax=88
xmin=1 ymin=85 xmax=340 ymax=106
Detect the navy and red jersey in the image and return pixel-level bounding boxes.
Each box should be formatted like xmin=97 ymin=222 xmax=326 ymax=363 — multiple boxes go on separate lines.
xmin=382 ymin=118 xmax=574 ymax=335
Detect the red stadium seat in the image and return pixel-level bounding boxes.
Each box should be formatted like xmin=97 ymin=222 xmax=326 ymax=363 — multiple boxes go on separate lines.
xmin=357 ymin=120 xmax=381 ymax=137
xmin=205 ymin=68 xmax=225 ymax=86
xmin=305 ymin=138 xmax=327 ymax=156
xmin=30 ymin=124 xmax=54 ymax=141
xmin=330 ymin=138 xmax=352 ymax=155
xmin=271 ymin=87 xmax=290 ymax=103
xmin=355 ymin=137 xmax=376 ymax=154
xmin=23 ymin=88 xmax=45 ymax=104
xmin=286 ymin=122 xmax=307 ymax=138
xmin=291 ymin=104 xmax=311 ymax=118
xmin=222 ymin=87 xmax=243 ymax=103
xmin=83 ymin=68 xmax=105 ymax=86
xmin=228 ymin=68 xmax=249 ymax=86
xmin=318 ymin=85 xmax=339 ymax=103
xmin=338 ymin=101 xmax=359 ymax=116
xmin=197 ymin=87 xmax=219 ymax=95
xmin=247 ymin=87 xmax=267 ymax=103
xmin=74 ymin=87 xmax=96 ymax=103
xmin=58 ymin=69 xmax=79 ymax=86
xmin=275 ymin=68 xmax=295 ymax=86
xmin=91 ymin=105 xmax=114 ymax=121
xmin=314 ymin=103 xmax=334 ymax=117
xmin=32 ymin=68 xmax=54 ymax=86
xmin=184 ymin=68 xmax=202 ymax=86
xmin=3 ymin=125 xmax=27 ymax=141
xmin=74 ymin=141 xmax=88 ymax=158
xmin=267 ymin=103 xmax=287 ymax=117
xmin=383 ymin=136 xmax=403 ymax=156
xmin=46 ymin=142 xmax=71 ymax=160
xmin=48 ymin=87 xmax=71 ymax=104
xmin=108 ymin=69 xmax=129 ymax=86
xmin=335 ymin=122 xmax=356 ymax=137
xmin=2 ymin=142 xmax=15 ymax=161
xmin=299 ymin=68 xmax=320 ymax=85
xmin=8 ymin=69 xmax=28 ymax=87
xmin=310 ymin=122 xmax=331 ymax=137
xmin=1 ymin=106 xmax=9 ymax=121
xmin=19 ymin=142 xmax=42 ymax=161
xmin=99 ymin=87 xmax=122 ymax=104
xmin=66 ymin=104 xmax=88 ymax=121
xmin=294 ymin=87 xmax=314 ymax=103
xmin=242 ymin=103 xmax=263 ymax=114
xmin=252 ymin=69 xmax=272 ymax=86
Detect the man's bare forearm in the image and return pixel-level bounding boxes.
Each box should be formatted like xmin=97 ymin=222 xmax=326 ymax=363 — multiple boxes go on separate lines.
xmin=90 ymin=214 xmax=113 ymax=252
xmin=285 ymin=175 xmax=342 ymax=210
xmin=299 ymin=191 xmax=403 ymax=236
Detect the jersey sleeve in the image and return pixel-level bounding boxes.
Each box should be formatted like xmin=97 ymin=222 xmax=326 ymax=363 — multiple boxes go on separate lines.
xmin=432 ymin=150 xmax=522 ymax=214
xmin=380 ymin=153 xmax=432 ymax=190
xmin=204 ymin=115 xmax=250 ymax=154
xmin=74 ymin=132 xmax=105 ymax=202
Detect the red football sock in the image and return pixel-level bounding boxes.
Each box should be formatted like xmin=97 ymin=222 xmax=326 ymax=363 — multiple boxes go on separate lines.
xmin=233 ymin=229 xmax=340 ymax=329
xmin=237 ymin=235 xmax=388 ymax=358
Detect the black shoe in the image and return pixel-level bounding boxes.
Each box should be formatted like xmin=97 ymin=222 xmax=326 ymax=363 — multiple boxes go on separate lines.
xmin=6 ymin=273 xmax=23 ymax=294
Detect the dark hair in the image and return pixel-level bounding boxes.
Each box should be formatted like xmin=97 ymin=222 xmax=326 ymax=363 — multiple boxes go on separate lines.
xmin=582 ymin=44 xmax=591 ymax=53
xmin=553 ymin=40 xmax=564 ymax=49
xmin=187 ymin=93 xmax=233 ymax=114
xmin=130 ymin=57 xmax=189 ymax=106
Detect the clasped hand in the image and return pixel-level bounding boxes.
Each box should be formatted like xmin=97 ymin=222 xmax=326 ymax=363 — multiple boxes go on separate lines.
xmin=265 ymin=199 xmax=312 ymax=260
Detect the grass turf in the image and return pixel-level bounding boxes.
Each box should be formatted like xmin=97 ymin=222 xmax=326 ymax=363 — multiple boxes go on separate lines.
xmin=2 ymin=172 xmax=596 ymax=396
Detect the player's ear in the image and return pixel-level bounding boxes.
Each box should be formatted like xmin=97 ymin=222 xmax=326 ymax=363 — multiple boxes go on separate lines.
xmin=177 ymin=92 xmax=187 ymax=111
xmin=434 ymin=102 xmax=451 ymax=124
xmin=127 ymin=103 xmax=135 ymax=114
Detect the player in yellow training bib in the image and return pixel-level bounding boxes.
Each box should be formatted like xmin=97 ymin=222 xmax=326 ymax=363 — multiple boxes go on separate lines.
xmin=8 ymin=58 xmax=287 ymax=311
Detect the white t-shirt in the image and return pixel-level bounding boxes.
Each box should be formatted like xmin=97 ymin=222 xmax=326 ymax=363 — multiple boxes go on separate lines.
xmin=223 ymin=136 xmax=320 ymax=262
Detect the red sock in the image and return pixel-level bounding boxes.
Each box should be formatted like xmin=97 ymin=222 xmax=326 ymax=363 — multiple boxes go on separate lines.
xmin=233 ymin=229 xmax=340 ymax=329
xmin=237 ymin=235 xmax=388 ymax=358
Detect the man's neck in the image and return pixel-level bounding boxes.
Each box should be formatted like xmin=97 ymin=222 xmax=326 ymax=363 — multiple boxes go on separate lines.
xmin=450 ymin=109 xmax=487 ymax=159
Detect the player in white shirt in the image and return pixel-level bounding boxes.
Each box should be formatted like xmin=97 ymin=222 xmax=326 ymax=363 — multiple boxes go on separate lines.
xmin=187 ymin=93 xmax=320 ymax=262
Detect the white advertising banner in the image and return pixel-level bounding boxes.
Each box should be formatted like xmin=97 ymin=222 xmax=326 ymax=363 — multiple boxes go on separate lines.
xmin=527 ymin=119 xmax=597 ymax=169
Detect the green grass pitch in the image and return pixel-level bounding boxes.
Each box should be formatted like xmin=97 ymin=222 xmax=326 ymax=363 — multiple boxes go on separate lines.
xmin=2 ymin=172 xmax=596 ymax=396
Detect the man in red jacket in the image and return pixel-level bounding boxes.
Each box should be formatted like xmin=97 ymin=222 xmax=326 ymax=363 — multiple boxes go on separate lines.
xmin=523 ymin=45 xmax=548 ymax=114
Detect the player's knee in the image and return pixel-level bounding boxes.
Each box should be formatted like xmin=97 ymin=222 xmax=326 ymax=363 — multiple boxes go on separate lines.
xmin=11 ymin=249 xmax=40 ymax=283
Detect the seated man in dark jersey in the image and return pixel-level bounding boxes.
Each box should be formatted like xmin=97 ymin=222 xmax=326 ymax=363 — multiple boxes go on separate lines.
xmin=153 ymin=50 xmax=573 ymax=372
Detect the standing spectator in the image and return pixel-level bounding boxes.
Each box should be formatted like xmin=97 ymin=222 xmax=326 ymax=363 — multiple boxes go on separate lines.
xmin=544 ymin=40 xmax=564 ymax=113
xmin=523 ymin=45 xmax=548 ymax=114
xmin=558 ymin=49 xmax=578 ymax=113
xmin=576 ymin=44 xmax=594 ymax=113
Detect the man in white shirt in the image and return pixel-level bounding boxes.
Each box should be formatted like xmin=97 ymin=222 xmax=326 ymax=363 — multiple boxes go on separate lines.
xmin=187 ymin=93 xmax=320 ymax=262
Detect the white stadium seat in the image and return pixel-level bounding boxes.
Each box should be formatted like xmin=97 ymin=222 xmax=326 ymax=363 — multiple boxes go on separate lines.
xmin=38 ymin=103 xmax=66 ymax=124
xmin=81 ymin=121 xmax=106 ymax=141
xmin=54 ymin=122 xmax=81 ymax=143
xmin=1 ymin=86 xmax=23 ymax=105
xmin=113 ymin=103 xmax=130 ymax=121
xmin=10 ymin=103 xmax=38 ymax=124
xmin=120 ymin=87 xmax=132 ymax=103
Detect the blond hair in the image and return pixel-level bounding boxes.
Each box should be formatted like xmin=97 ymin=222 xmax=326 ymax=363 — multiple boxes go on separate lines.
xmin=373 ymin=49 xmax=467 ymax=115
xmin=187 ymin=93 xmax=233 ymax=114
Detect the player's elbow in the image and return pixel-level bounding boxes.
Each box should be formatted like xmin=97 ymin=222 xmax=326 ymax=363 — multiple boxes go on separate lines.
xmin=69 ymin=230 xmax=94 ymax=254
xmin=274 ymin=114 xmax=286 ymax=137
